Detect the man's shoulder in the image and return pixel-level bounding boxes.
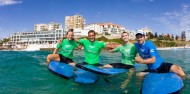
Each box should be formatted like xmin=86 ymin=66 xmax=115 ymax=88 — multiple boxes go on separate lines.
xmin=134 ymin=42 xmax=138 ymax=46
xmin=79 ymin=38 xmax=89 ymax=43
xmin=129 ymin=43 xmax=135 ymax=46
xmin=79 ymin=38 xmax=87 ymax=41
xmin=145 ymin=40 xmax=154 ymax=46
xmin=146 ymin=40 xmax=153 ymax=43
xmin=97 ymin=40 xmax=105 ymax=43
xmin=61 ymin=39 xmax=68 ymax=43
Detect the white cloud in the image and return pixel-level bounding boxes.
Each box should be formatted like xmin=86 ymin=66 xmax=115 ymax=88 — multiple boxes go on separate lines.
xmin=96 ymin=12 xmax=101 ymax=19
xmin=153 ymin=4 xmax=190 ymax=36
xmin=130 ymin=0 xmax=155 ymax=3
xmin=0 ymin=0 xmax=22 ymax=6
xmin=149 ymin=0 xmax=154 ymax=2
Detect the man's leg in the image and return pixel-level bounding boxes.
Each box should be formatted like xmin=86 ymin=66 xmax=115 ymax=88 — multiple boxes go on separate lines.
xmin=102 ymin=64 xmax=113 ymax=68
xmin=170 ymin=64 xmax=186 ymax=78
xmin=46 ymin=54 xmax=60 ymax=64
xmin=136 ymin=72 xmax=149 ymax=78
xmin=69 ymin=62 xmax=76 ymax=66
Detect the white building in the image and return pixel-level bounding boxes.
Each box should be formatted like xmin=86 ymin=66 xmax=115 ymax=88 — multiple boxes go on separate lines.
xmin=34 ymin=22 xmax=62 ymax=31
xmin=100 ymin=22 xmax=126 ymax=35
xmin=84 ymin=22 xmax=126 ymax=36
xmin=73 ymin=28 xmax=89 ymax=37
xmin=127 ymin=30 xmax=136 ymax=40
xmin=34 ymin=24 xmax=47 ymax=31
xmin=9 ymin=29 xmax=65 ymax=46
xmin=84 ymin=24 xmax=103 ymax=34
xmin=137 ymin=27 xmax=152 ymax=35
xmin=186 ymin=31 xmax=190 ymax=41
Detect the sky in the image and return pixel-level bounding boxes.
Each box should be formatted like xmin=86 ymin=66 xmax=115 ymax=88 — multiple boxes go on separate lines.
xmin=0 ymin=0 xmax=190 ymax=39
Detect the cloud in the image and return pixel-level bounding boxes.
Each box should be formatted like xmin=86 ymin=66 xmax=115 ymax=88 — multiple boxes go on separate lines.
xmin=153 ymin=4 xmax=190 ymax=36
xmin=149 ymin=0 xmax=154 ymax=2
xmin=96 ymin=12 xmax=101 ymax=19
xmin=130 ymin=0 xmax=155 ymax=3
xmin=0 ymin=0 xmax=22 ymax=6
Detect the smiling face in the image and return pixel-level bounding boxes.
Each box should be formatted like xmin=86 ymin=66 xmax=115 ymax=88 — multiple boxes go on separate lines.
xmin=136 ymin=34 xmax=145 ymax=45
xmin=66 ymin=31 xmax=74 ymax=40
xmin=121 ymin=32 xmax=129 ymax=42
xmin=88 ymin=30 xmax=96 ymax=42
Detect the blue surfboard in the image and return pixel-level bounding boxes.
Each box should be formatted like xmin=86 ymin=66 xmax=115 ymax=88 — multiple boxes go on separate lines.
xmin=76 ymin=63 xmax=128 ymax=75
xmin=141 ymin=73 xmax=184 ymax=94
xmin=48 ymin=61 xmax=98 ymax=83
xmin=74 ymin=68 xmax=98 ymax=83
xmin=48 ymin=61 xmax=74 ymax=79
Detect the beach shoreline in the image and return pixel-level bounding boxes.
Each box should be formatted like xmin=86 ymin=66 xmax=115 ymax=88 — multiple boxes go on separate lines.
xmin=157 ymin=46 xmax=190 ymax=50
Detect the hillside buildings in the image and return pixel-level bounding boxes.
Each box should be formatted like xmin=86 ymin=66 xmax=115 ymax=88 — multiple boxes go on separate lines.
xmin=186 ymin=32 xmax=190 ymax=41
xmin=84 ymin=22 xmax=126 ymax=35
xmin=3 ymin=14 xmax=158 ymax=50
xmin=8 ymin=29 xmax=65 ymax=46
xmin=137 ymin=27 xmax=152 ymax=35
xmin=34 ymin=22 xmax=62 ymax=31
xmin=181 ymin=31 xmax=190 ymax=41
xmin=65 ymin=14 xmax=86 ymax=31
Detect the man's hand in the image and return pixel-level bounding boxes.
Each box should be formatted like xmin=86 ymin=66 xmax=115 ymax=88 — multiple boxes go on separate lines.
xmin=57 ymin=37 xmax=65 ymax=43
xmin=109 ymin=50 xmax=113 ymax=53
xmin=134 ymin=54 xmax=143 ymax=63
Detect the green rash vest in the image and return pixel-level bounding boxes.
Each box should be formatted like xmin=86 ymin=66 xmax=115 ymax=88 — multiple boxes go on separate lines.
xmin=113 ymin=43 xmax=137 ymax=66
xmin=79 ymin=39 xmax=106 ymax=64
xmin=56 ymin=39 xmax=79 ymax=59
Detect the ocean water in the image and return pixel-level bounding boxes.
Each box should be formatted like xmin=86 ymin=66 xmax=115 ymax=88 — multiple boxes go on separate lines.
xmin=0 ymin=49 xmax=190 ymax=94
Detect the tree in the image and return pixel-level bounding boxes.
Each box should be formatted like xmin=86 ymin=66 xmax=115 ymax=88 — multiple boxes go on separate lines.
xmin=154 ymin=32 xmax=158 ymax=38
xmin=97 ymin=36 xmax=109 ymax=42
xmin=147 ymin=32 xmax=154 ymax=39
xmin=175 ymin=35 xmax=178 ymax=40
xmin=170 ymin=34 xmax=174 ymax=41
xmin=171 ymin=34 xmax=174 ymax=39
xmin=0 ymin=38 xmax=10 ymax=44
xmin=166 ymin=34 xmax=170 ymax=38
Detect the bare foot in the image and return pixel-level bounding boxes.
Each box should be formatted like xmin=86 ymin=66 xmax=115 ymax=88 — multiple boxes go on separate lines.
xmin=136 ymin=72 xmax=149 ymax=78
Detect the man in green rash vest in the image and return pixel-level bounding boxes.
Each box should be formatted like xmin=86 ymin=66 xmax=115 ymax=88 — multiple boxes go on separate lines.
xmin=74 ymin=30 xmax=116 ymax=65
xmin=46 ymin=29 xmax=81 ymax=66
xmin=103 ymin=32 xmax=138 ymax=90
xmin=103 ymin=32 xmax=137 ymax=68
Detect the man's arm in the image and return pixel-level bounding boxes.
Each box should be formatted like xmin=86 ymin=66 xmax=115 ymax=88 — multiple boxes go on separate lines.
xmin=109 ymin=49 xmax=114 ymax=53
xmin=53 ymin=48 xmax=59 ymax=54
xmin=106 ymin=43 xmax=118 ymax=49
xmin=75 ymin=45 xmax=82 ymax=50
xmin=57 ymin=36 xmax=66 ymax=43
xmin=134 ymin=54 xmax=156 ymax=64
xmin=73 ymin=38 xmax=79 ymax=43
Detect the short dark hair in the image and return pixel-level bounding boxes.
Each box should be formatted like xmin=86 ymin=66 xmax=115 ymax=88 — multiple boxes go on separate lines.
xmin=122 ymin=31 xmax=129 ymax=35
xmin=88 ymin=30 xmax=96 ymax=35
xmin=66 ymin=29 xmax=74 ymax=35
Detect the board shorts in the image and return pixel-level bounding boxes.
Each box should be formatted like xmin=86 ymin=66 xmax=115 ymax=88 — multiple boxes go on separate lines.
xmin=59 ymin=54 xmax=73 ymax=64
xmin=109 ymin=63 xmax=134 ymax=69
xmin=142 ymin=62 xmax=173 ymax=73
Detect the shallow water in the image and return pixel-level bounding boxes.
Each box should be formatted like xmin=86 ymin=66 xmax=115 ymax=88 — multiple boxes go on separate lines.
xmin=0 ymin=49 xmax=190 ymax=94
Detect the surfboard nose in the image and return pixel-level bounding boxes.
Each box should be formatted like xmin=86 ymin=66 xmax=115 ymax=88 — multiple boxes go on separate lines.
xmin=141 ymin=73 xmax=184 ymax=94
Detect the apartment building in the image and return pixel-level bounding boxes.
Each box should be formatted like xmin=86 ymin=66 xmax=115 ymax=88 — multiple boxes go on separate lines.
xmin=34 ymin=22 xmax=62 ymax=31
xmin=85 ymin=22 xmax=126 ymax=35
xmin=84 ymin=23 xmax=103 ymax=34
xmin=65 ymin=14 xmax=85 ymax=31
